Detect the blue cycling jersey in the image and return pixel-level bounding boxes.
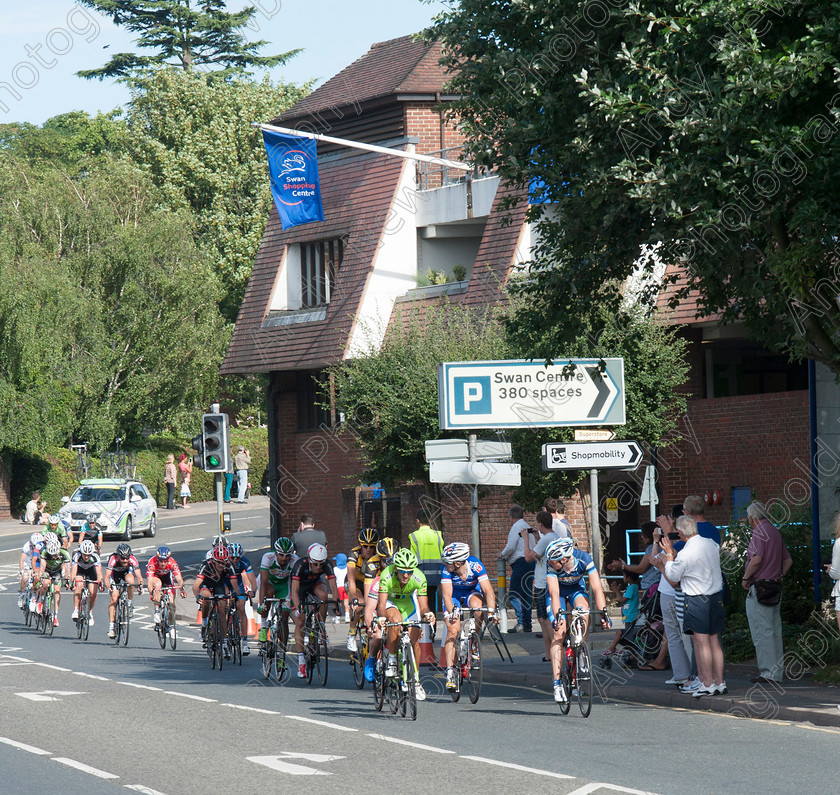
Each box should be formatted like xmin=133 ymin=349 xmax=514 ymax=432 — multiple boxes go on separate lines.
xmin=232 ymin=556 xmax=253 ymax=577
xmin=545 ymin=549 xmax=596 ymax=592
xmin=440 ymin=556 xmax=488 ymax=599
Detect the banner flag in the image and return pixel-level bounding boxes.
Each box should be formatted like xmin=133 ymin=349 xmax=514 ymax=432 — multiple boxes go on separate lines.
xmin=261 ymin=129 xmax=325 ymax=229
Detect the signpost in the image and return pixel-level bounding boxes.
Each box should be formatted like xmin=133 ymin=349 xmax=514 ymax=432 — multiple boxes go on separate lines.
xmin=424 ymin=439 xmax=512 ymax=461
xmin=639 ymin=464 xmax=658 ymax=521
xmin=428 ymin=460 xmax=521 ymax=486
xmin=438 ymin=358 xmax=625 ymax=430
xmin=574 ymin=429 xmax=616 ymax=442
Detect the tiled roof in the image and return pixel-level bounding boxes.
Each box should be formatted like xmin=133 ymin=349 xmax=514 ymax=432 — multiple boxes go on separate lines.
xmin=277 ymin=36 xmax=449 ymax=123
xmin=656 ymin=263 xmax=724 ymax=326
xmin=221 ymin=151 xmax=406 ymax=374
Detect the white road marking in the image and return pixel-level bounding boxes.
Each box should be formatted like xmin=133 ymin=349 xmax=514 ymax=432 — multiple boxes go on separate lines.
xmin=157 ymin=523 xmax=204 ymax=530
xmin=0 ymin=654 xmax=32 ymax=662
xmin=221 ymin=703 xmax=281 ymax=715
xmin=73 ymin=671 xmax=111 ymax=681
xmin=165 ymin=537 xmax=204 ymax=545
xmin=366 ymin=733 xmax=455 ymax=754
xmin=117 ymin=682 xmax=163 ymax=692
xmin=0 ymin=661 xmax=33 ymax=667
xmin=162 ymin=691 xmax=216 ymax=702
xmin=51 ymin=757 xmax=119 ymax=779
xmin=15 ymin=690 xmax=86 ymax=702
xmin=461 ymin=756 xmax=575 ymax=779
xmin=564 ymin=784 xmax=659 ymax=795
xmin=247 ymin=753 xmax=344 ymax=776
xmin=0 ymin=736 xmax=51 ymax=755
xmin=124 ymin=786 xmax=169 ymax=795
xmin=284 ymin=715 xmax=357 ymax=732
xmin=33 ymin=663 xmax=72 ymax=672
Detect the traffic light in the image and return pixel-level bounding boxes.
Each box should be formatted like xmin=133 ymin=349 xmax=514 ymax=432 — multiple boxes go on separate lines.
xmin=202 ymin=412 xmax=230 ymax=473
xmin=191 ymin=433 xmax=205 ymax=471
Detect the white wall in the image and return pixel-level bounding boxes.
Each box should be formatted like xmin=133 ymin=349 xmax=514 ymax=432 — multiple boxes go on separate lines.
xmin=266 ymin=244 xmax=303 ymax=312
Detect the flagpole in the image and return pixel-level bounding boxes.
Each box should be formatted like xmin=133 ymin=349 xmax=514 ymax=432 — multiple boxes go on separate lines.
xmin=253 ymin=122 xmax=473 ymax=172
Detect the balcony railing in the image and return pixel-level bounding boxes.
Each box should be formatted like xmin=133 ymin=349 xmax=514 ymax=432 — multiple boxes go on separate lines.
xmin=416 ymin=144 xmax=491 ymax=191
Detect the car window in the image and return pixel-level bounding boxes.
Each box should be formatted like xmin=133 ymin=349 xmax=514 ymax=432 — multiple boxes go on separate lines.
xmin=72 ymin=487 xmax=126 ymax=503
xmin=135 ymin=484 xmax=150 ymax=500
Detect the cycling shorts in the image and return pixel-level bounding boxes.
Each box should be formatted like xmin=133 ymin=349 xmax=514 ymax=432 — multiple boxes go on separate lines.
xmin=267 ymin=574 xmax=290 ymax=600
xmin=110 ymin=569 xmax=135 ymax=585
xmin=151 ymin=572 xmax=173 ymax=587
xmin=385 ymin=593 xmax=420 ymax=622
xmin=552 ymin=589 xmax=589 ymax=617
xmin=198 ymin=580 xmax=230 ymax=598
xmin=451 ymin=591 xmax=484 ymax=610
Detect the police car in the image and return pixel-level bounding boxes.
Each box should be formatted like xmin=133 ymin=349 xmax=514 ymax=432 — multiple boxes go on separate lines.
xmin=58 ymin=478 xmax=157 ymax=541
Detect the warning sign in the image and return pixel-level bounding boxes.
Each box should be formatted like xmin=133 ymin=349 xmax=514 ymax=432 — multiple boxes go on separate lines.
xmin=606 ymin=497 xmax=618 ymax=523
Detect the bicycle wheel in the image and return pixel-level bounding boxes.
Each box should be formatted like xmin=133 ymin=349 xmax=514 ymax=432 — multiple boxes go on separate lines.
xmin=387 ymin=654 xmax=399 ymax=714
xmin=315 ymin=619 xmax=328 ymax=686
xmin=38 ymin=598 xmax=48 ymax=634
xmin=122 ymin=595 xmax=130 ymax=647
xmin=229 ymin=611 xmax=242 ymax=666
xmin=350 ymin=625 xmax=365 ymax=689
xmin=45 ymin=594 xmax=54 ymax=636
xmin=373 ymin=648 xmax=385 ymax=711
xmin=404 ymin=645 xmax=417 ymax=721
xmin=274 ymin=618 xmax=288 ymax=682
xmin=156 ymin=602 xmax=167 ymax=649
xmin=451 ymin=642 xmax=463 ymax=703
xmin=76 ymin=598 xmax=83 ymax=639
xmin=261 ymin=624 xmax=274 ymax=679
xmin=208 ymin=611 xmax=221 ymax=670
xmin=466 ymin=631 xmax=482 ymax=704
xmin=576 ymin=643 xmax=593 ymax=718
xmin=167 ymin=603 xmax=177 ymax=650
xmin=559 ymin=660 xmax=572 ymax=714
xmin=305 ymin=614 xmax=316 ymax=684
xmin=23 ymin=590 xmax=32 ymax=627
xmin=114 ymin=598 xmax=123 ymax=645
xmin=81 ymin=595 xmax=90 ymax=641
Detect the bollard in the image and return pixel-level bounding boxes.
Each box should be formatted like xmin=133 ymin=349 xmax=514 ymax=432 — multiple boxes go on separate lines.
xmin=497 ymin=558 xmax=508 ymax=634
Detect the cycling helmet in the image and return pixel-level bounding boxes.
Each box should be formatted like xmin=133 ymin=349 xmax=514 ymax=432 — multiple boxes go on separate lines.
xmin=30 ymin=532 xmax=44 ymax=546
xmin=48 ymin=514 xmax=60 ymax=525
xmin=273 ymin=537 xmax=294 ymax=555
xmin=307 ymin=542 xmax=328 ymax=562
xmin=211 ymin=545 xmax=229 ymax=562
xmin=358 ymin=527 xmax=378 ymax=545
xmin=546 ymin=537 xmax=575 ymax=561
xmin=79 ymin=539 xmax=96 ymax=555
xmin=442 ymin=542 xmax=470 ymax=564
xmin=156 ymin=546 xmax=171 ymax=560
xmin=45 ymin=538 xmax=61 ymax=556
xmin=87 ymin=512 xmax=98 ymax=523
xmin=376 ymin=537 xmax=396 ymax=559
xmin=227 ymin=543 xmax=243 ymax=558
xmin=116 ymin=543 xmax=132 ymax=559
xmin=392 ymin=548 xmax=418 ymax=571
xmin=43 ymin=531 xmax=58 ymax=545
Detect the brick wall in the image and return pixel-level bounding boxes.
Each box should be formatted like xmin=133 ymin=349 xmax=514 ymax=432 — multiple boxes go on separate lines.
xmin=658 ymin=390 xmax=810 ymax=525
xmin=0 ymin=458 xmax=10 ymax=518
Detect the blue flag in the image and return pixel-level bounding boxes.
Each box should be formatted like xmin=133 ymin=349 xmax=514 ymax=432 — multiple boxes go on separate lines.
xmin=261 ymin=130 xmax=325 ymax=229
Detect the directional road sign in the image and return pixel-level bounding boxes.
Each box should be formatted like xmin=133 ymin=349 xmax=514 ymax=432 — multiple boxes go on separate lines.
xmin=574 ymin=429 xmax=616 ymax=442
xmin=438 ymin=358 xmax=625 ymax=430
xmin=541 ymin=441 xmax=643 ymax=471
xmin=424 ymin=439 xmax=512 ymax=461
xmin=429 ymin=460 xmax=521 ymax=486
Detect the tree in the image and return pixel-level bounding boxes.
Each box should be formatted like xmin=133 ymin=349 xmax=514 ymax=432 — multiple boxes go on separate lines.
xmin=77 ymin=0 xmax=298 ymax=79
xmin=427 ymin=1 xmax=840 ymax=375
xmin=125 ymin=69 xmax=310 ymax=321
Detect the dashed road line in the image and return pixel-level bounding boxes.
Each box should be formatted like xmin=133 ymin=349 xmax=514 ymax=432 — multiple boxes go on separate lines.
xmin=284 ymin=715 xmax=358 ymax=732
xmin=222 ymin=703 xmax=281 ymax=715
xmin=51 ymin=757 xmax=119 ymax=779
xmin=117 ymin=681 xmax=163 ymax=692
xmin=461 ymin=756 xmax=574 ymax=779
xmin=162 ymin=690 xmax=216 ymax=702
xmin=366 ymin=733 xmax=454 ymax=754
xmin=124 ymin=786 xmax=169 ymax=795
xmin=0 ymin=736 xmax=51 ymax=755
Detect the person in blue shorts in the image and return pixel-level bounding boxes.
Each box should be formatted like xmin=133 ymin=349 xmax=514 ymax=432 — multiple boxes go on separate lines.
xmin=545 ymin=537 xmax=610 ymax=703
xmin=439 ymin=542 xmax=499 ymax=691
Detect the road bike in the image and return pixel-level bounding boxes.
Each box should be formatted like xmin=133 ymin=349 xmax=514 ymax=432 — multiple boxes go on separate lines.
xmin=226 ymin=593 xmax=249 ymax=666
xmin=202 ymin=594 xmax=230 ymax=670
xmin=155 ymin=587 xmax=181 ymax=650
xmin=382 ymin=620 xmax=425 ymax=721
xmin=449 ymin=606 xmax=494 ymax=704
xmin=348 ymin=617 xmax=370 ymax=689
xmin=260 ymin=597 xmax=289 ymax=682
xmin=21 ymin=573 xmax=35 ymax=628
xmin=37 ymin=578 xmax=61 ymax=636
xmin=112 ymin=580 xmax=131 ymax=647
xmin=301 ymin=596 xmax=332 ymax=686
xmin=556 ymin=608 xmax=597 ymax=718
xmin=75 ymin=580 xmax=97 ymax=642
xmin=372 ymin=642 xmax=386 ymax=712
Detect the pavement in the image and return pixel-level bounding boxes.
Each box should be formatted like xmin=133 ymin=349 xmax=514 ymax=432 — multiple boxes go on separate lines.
xmin=7 ymin=497 xmax=840 ymax=729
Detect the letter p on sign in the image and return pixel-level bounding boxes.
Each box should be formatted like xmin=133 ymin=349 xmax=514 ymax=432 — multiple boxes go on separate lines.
xmin=454 ymin=376 xmax=492 ymax=415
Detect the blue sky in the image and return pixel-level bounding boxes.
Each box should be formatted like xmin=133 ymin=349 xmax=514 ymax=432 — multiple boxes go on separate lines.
xmin=0 ymin=1 xmax=448 ymax=125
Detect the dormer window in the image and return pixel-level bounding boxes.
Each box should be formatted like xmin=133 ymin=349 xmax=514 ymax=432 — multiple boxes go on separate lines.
xmin=301 ymin=238 xmax=344 ymax=308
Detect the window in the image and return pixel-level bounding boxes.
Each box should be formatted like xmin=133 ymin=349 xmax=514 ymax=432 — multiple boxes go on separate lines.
xmin=300 ymin=238 xmax=344 ymax=308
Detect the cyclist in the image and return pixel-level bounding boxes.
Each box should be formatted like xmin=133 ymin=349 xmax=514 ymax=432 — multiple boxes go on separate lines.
xmin=70 ymin=539 xmax=103 ymax=624
xmin=346 ymin=528 xmax=380 ymax=653
xmin=46 ymin=514 xmax=71 ymax=549
xmin=362 ymin=537 xmax=396 ymax=682
xmin=104 ymin=543 xmax=144 ymax=639
xmin=77 ymin=512 xmax=103 ymax=551
xmin=289 ymin=543 xmax=339 ymax=679
xmin=33 ymin=536 xmax=70 ymax=626
xmin=257 ymin=537 xmax=297 ymax=651
xmin=376 ymin=548 xmax=435 ymax=701
xmin=146 ymin=546 xmax=186 ymax=627
xmin=545 ymin=537 xmax=611 ymax=703
xmin=227 ymin=542 xmax=256 ymax=657
xmin=193 ymin=545 xmax=239 ymax=659
xmin=18 ymin=532 xmax=45 ymax=610
xmin=440 ymin=541 xmax=499 ymax=692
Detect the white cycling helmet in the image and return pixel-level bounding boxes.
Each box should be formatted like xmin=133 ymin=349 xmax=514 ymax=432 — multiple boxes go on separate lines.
xmin=442 ymin=542 xmax=470 ymax=564
xmin=79 ymin=539 xmax=96 ymax=555
xmin=45 ymin=538 xmax=61 ymax=556
xmin=307 ymin=543 xmax=328 ymax=563
xmin=546 ymin=537 xmax=575 ymax=561
xmin=30 ymin=532 xmax=44 ymax=546
xmin=48 ymin=514 xmax=60 ymax=525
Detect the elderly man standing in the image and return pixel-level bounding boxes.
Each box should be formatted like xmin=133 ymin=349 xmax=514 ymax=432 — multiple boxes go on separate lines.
xmin=660 ymin=515 xmax=726 ymax=698
xmin=742 ymin=501 xmax=792 ymax=684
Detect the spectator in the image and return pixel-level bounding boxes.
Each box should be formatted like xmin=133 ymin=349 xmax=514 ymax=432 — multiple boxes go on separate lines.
xmin=178 ymin=453 xmax=192 ymax=509
xmin=409 ymin=508 xmax=444 ymax=611
xmin=224 ymin=447 xmax=235 ymax=503
xmin=662 ymin=515 xmax=726 ymax=698
xmin=742 ymin=501 xmax=792 ymax=684
xmin=683 ymin=494 xmax=721 ymax=544
xmin=521 ymin=509 xmax=559 ymax=659
xmin=33 ymin=500 xmax=48 ymax=525
xmin=602 ymin=569 xmax=640 ymax=656
xmin=291 ymin=514 xmax=327 ymax=559
xmin=826 ymin=513 xmax=840 ymax=636
xmin=607 ymin=521 xmax=661 ymax=595
xmin=334 ymin=553 xmax=349 ymax=623
xmin=163 ymin=454 xmax=177 ymax=510
xmin=499 ymin=504 xmax=534 ymax=633
xmin=24 ymin=492 xmax=40 ymax=524
xmin=543 ymin=498 xmax=572 ymax=538
xmin=234 ymin=445 xmax=251 ymax=503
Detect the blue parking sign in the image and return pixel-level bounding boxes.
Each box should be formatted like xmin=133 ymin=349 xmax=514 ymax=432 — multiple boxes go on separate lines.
xmin=454 ymin=376 xmax=492 ymax=415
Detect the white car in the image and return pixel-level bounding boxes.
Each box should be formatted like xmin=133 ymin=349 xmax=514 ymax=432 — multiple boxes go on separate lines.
xmin=58 ymin=478 xmax=157 ymax=541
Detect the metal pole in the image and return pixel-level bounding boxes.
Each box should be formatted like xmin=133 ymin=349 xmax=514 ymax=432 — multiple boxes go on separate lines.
xmin=211 ymin=402 xmax=223 ymax=538
xmin=468 ymin=434 xmax=480 ymax=558
xmin=497 ymin=558 xmax=508 ymax=634
xmin=809 ymin=360 xmax=821 ymax=604
xmin=590 ymin=469 xmax=601 ymax=568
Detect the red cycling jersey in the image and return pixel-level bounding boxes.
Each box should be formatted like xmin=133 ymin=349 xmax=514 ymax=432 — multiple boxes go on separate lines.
xmin=146 ymin=556 xmax=182 ymax=580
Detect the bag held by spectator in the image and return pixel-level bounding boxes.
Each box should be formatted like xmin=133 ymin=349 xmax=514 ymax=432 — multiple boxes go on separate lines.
xmin=754 ymin=579 xmax=782 ymax=606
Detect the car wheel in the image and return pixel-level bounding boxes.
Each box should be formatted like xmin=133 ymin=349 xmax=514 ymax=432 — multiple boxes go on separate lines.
xmin=122 ymin=516 xmax=133 ymax=541
xmin=145 ymin=513 xmax=157 ymax=538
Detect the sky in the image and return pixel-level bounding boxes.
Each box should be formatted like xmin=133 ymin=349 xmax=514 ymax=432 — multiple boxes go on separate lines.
xmin=0 ymin=0 xmax=449 ymax=125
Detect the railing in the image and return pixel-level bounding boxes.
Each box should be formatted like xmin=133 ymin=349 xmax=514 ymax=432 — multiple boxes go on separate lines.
xmin=417 ymin=144 xmax=491 ymax=191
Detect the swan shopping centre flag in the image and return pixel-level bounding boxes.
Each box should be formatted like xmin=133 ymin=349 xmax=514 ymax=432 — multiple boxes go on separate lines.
xmin=262 ymin=129 xmax=325 ymax=229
